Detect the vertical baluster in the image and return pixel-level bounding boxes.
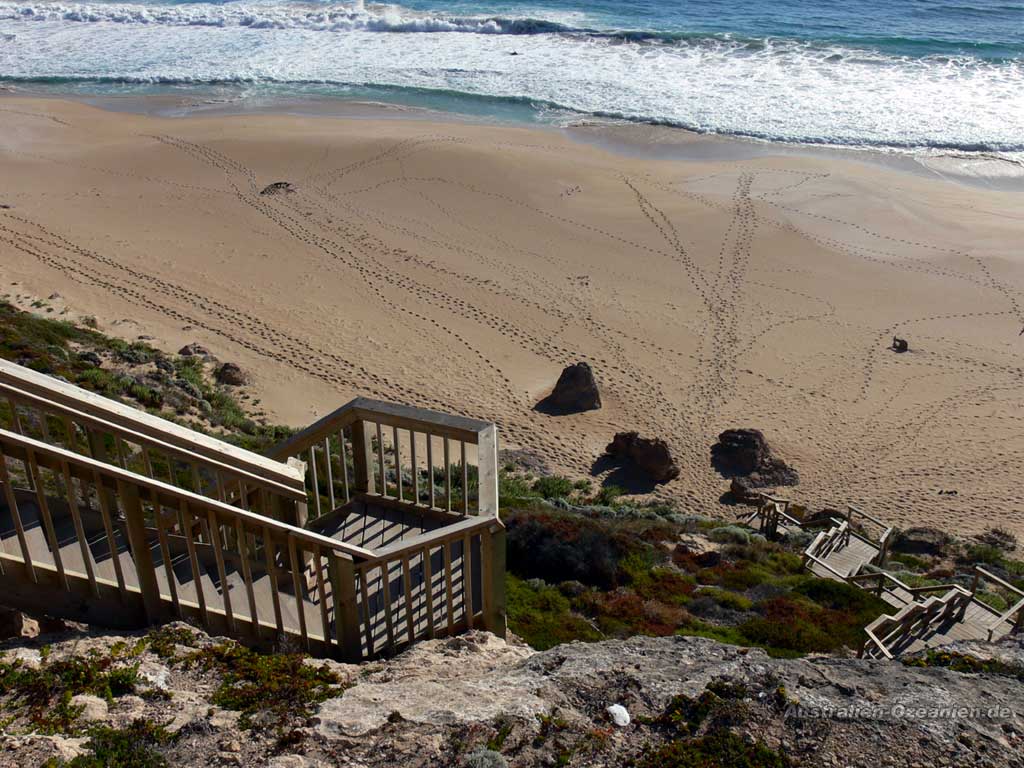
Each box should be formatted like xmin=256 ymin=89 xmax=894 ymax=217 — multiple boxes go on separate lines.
xmin=39 ymin=412 xmax=52 ymax=443
xmin=308 ymin=445 xmax=322 ymax=518
xmin=376 ymin=422 xmax=386 ymax=496
xmin=393 ymin=426 xmax=403 ymax=502
xmin=190 ymin=463 xmax=203 ymax=496
xmin=287 ymin=536 xmax=309 ymax=648
xmin=323 ymin=437 xmax=335 ymax=512
xmin=62 ymin=417 xmax=78 ymax=454
xmin=262 ymin=525 xmax=284 ymax=635
xmin=460 ymin=442 xmax=469 ymax=516
xmin=93 ymin=470 xmax=126 ymax=594
xmin=463 ymin=533 xmax=474 ymax=629
xmin=358 ymin=566 xmax=374 ymax=655
xmin=402 ymin=555 xmax=415 ymax=643
xmin=114 ymin=436 xmax=128 ymax=470
xmin=153 ymin=494 xmax=179 ymax=617
xmin=382 ymin=561 xmax=395 ymax=649
xmin=182 ymin=502 xmax=208 ymax=627
xmin=410 ymin=431 xmax=419 ymax=505
xmin=444 ymin=539 xmax=455 ymax=633
xmin=26 ymin=451 xmax=66 ymax=589
xmin=315 ymin=546 xmax=332 ymax=649
xmin=443 ymin=438 xmax=452 ymax=513
xmin=6 ymin=399 xmax=23 ymax=434
xmin=235 ymin=519 xmax=259 ymax=636
xmin=207 ymin=509 xmax=234 ymax=633
xmin=426 ymin=434 xmax=435 ymax=509
xmin=0 ymin=451 xmax=35 ymax=581
xmin=338 ymin=429 xmax=350 ymax=503
xmin=422 ymin=546 xmax=435 ymax=638
xmin=60 ymin=459 xmax=97 ymax=596
xmin=142 ymin=447 xmax=155 ymax=479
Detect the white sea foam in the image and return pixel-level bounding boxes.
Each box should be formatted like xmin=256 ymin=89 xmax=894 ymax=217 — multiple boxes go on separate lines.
xmin=1 ymin=1 xmax=1022 ymax=154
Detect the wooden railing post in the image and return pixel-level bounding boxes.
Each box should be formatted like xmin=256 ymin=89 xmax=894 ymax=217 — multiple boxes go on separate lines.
xmin=481 ymin=525 xmax=507 ymax=638
xmin=351 ymin=420 xmax=375 ymax=495
xmin=476 ymin=424 xmax=499 ymax=518
xmin=119 ymin=479 xmax=165 ymax=624
xmin=329 ymin=554 xmax=363 ymax=661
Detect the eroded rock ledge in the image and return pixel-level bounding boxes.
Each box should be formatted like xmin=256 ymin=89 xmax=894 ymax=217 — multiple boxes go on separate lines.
xmin=0 ymin=627 xmax=1021 ymax=767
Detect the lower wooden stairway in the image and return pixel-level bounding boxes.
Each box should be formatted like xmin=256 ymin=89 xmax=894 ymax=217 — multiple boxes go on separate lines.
xmin=744 ymin=495 xmax=1024 ymax=659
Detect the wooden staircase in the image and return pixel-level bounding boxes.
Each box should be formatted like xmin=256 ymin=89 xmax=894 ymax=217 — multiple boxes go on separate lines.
xmin=743 ymin=494 xmax=1024 ymax=659
xmin=0 ymin=359 xmax=506 ymax=660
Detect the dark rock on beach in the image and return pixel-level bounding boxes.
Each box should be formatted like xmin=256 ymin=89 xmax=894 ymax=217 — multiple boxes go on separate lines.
xmin=260 ymin=181 xmax=296 ymax=196
xmin=605 ymin=431 xmax=679 ymax=483
xmin=546 ymin=362 xmax=601 ymax=412
xmin=711 ymin=428 xmax=798 ymax=488
xmin=214 ymin=362 xmax=247 ymax=386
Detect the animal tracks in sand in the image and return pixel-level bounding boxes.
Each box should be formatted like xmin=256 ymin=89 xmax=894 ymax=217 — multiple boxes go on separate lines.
xmin=2 ymin=108 xmax=1023 ymax=535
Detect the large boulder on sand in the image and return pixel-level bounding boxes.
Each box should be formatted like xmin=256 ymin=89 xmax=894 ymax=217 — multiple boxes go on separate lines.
xmin=548 ymin=362 xmax=601 ymax=412
xmin=605 ymin=432 xmax=679 ymax=484
xmin=214 ymin=363 xmax=248 ymax=386
xmin=711 ymin=429 xmax=797 ymax=488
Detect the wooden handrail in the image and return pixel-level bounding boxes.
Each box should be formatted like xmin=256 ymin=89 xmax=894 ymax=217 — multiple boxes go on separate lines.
xmin=267 ymin=397 xmax=492 ymax=460
xmin=368 ymin=514 xmax=497 ymax=563
xmin=0 ymin=428 xmax=373 ymax=561
xmin=0 ymin=359 xmax=300 ymax=490
xmin=3 ymin=383 xmax=306 ymax=502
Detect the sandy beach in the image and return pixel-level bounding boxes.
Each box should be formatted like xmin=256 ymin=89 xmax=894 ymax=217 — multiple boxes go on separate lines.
xmin=2 ymin=96 xmax=1023 ymax=537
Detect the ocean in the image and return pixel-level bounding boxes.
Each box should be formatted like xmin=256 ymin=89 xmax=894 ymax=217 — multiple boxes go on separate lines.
xmin=1 ymin=0 xmax=1023 ymax=158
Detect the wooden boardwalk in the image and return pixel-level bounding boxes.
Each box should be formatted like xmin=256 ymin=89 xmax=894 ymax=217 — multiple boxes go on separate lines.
xmin=0 ymin=359 xmax=506 ymax=660
xmin=743 ymin=495 xmax=1023 ymax=659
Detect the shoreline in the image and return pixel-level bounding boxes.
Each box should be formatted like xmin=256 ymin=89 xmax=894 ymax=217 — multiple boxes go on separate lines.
xmin=5 ymin=87 xmax=1024 ymax=193
xmin=2 ymin=95 xmax=1024 ymax=537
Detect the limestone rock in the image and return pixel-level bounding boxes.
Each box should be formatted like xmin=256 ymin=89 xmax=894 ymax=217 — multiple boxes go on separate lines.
xmin=547 ymin=362 xmax=601 ymax=412
xmin=70 ymin=694 xmax=108 ymax=722
xmin=605 ymin=431 xmax=680 ymax=483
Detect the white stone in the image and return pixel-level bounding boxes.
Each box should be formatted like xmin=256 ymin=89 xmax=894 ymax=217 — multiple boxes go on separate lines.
xmin=268 ymin=757 xmax=326 ymax=768
xmin=606 ymin=704 xmax=630 ymax=727
xmin=4 ymin=647 xmax=42 ymax=669
xmin=70 ymin=694 xmax=109 ymax=722
xmin=138 ymin=660 xmax=171 ymax=690
xmin=209 ymin=708 xmax=242 ymax=730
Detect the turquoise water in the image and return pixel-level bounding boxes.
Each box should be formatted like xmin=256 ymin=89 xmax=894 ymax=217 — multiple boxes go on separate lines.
xmin=1 ymin=0 xmax=1023 ymax=154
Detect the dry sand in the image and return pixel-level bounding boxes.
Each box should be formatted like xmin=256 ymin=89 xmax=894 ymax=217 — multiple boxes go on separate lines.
xmin=2 ymin=97 xmax=1023 ymax=536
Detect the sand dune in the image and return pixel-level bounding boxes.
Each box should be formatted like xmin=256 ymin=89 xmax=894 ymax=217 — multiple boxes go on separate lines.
xmin=2 ymin=98 xmax=1023 ymax=536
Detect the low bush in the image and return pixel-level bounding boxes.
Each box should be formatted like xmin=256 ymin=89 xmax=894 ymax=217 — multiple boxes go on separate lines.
xmin=181 ymin=642 xmax=342 ymax=730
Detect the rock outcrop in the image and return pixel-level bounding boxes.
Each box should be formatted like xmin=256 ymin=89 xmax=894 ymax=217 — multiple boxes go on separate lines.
xmin=547 ymin=362 xmax=601 ymax=412
xmin=712 ymin=428 xmax=798 ymax=488
xmin=893 ymin=526 xmax=952 ymax=556
xmin=1 ymin=627 xmax=1020 ymax=768
xmin=260 ymin=181 xmax=296 ymax=196
xmin=214 ymin=362 xmax=247 ymax=386
xmin=605 ymin=431 xmax=679 ymax=483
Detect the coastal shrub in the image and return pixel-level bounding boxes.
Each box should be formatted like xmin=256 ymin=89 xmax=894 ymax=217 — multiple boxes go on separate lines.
xmin=532 ymin=475 xmax=575 ymax=500
xmin=59 ymin=719 xmax=174 ymax=768
xmin=708 ymin=525 xmax=751 ymax=545
xmin=903 ymin=650 xmax=1024 ymax=681
xmin=0 ymin=650 xmax=140 ymax=733
xmin=700 ymin=588 xmax=753 ymax=612
xmin=504 ymin=508 xmax=674 ymax=589
xmin=632 ymin=731 xmax=791 ymax=768
xmin=463 ymin=748 xmax=509 ymax=768
xmin=181 ymin=642 xmax=341 ymax=730
xmin=507 ymin=575 xmax=601 ymax=650
xmin=593 ymin=484 xmax=625 ymax=506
